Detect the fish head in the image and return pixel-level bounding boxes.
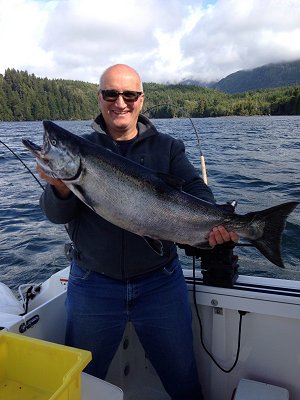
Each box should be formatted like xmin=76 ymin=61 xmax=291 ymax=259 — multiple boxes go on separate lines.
xmin=22 ymin=121 xmax=81 ymax=180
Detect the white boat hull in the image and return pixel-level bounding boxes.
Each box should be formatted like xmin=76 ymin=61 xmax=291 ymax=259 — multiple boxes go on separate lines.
xmin=1 ymin=268 xmax=300 ymax=399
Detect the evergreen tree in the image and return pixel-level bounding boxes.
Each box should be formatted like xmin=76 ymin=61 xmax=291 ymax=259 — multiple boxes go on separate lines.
xmin=0 ymin=69 xmax=299 ymax=121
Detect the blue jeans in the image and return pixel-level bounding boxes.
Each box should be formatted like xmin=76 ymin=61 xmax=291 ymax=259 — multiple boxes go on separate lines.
xmin=65 ymin=257 xmax=203 ymax=400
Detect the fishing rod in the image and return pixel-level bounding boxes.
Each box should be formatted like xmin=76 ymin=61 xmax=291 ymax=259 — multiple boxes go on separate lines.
xmin=0 ymin=140 xmax=45 ymax=190
xmin=143 ymin=104 xmax=208 ymax=184
xmin=188 ymin=116 xmax=208 ymax=185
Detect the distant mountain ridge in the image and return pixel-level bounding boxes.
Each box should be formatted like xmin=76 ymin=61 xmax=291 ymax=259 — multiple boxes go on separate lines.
xmin=179 ymin=59 xmax=300 ymax=93
xmin=211 ymin=59 xmax=300 ymax=93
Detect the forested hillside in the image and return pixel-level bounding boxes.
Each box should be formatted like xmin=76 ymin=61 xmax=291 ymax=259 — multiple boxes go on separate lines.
xmin=144 ymin=82 xmax=300 ymax=117
xmin=0 ymin=69 xmax=99 ymax=121
xmin=1 ymin=68 xmax=300 ymax=121
xmin=212 ymin=59 xmax=300 ymax=93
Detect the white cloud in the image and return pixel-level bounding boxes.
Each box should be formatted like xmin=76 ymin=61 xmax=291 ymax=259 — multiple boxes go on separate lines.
xmin=0 ymin=0 xmax=300 ymax=84
xmin=0 ymin=0 xmax=54 ymax=72
xmin=181 ymin=0 xmax=300 ymax=81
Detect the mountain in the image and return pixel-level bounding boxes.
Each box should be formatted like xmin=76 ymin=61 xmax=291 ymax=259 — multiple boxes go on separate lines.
xmin=178 ymin=79 xmax=213 ymax=87
xmin=211 ymin=59 xmax=300 ymax=93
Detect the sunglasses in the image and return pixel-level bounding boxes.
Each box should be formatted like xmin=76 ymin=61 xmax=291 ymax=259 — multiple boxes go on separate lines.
xmin=101 ymin=90 xmax=143 ymax=102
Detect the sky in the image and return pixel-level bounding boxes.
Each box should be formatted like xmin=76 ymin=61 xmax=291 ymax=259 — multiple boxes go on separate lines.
xmin=1 ymin=0 xmax=300 ymax=85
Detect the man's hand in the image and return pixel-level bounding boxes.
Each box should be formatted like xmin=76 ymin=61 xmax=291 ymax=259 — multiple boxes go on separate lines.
xmin=36 ymin=164 xmax=71 ymax=199
xmin=208 ymin=226 xmax=239 ymax=247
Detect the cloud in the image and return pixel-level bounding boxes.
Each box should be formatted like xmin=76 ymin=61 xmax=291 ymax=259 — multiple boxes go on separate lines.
xmin=39 ymin=0 xmax=196 ymax=82
xmin=0 ymin=0 xmax=53 ymax=72
xmin=1 ymin=0 xmax=300 ymax=84
xmin=181 ymin=0 xmax=300 ymax=81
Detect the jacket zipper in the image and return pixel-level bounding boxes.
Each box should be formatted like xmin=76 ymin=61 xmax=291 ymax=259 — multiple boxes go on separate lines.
xmin=121 ymin=229 xmax=126 ymax=279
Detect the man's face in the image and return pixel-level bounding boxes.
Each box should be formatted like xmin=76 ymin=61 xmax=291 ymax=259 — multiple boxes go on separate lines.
xmin=98 ymin=66 xmax=144 ymax=139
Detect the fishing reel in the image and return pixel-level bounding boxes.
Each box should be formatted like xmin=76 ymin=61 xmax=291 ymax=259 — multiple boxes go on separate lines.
xmin=183 ymin=242 xmax=239 ymax=288
xmin=179 ymin=201 xmax=239 ymax=288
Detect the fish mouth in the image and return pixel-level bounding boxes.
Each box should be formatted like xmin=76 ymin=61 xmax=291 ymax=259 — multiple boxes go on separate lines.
xmin=22 ymin=139 xmax=43 ymax=158
xmin=22 ymin=136 xmax=52 ymax=174
xmin=22 ymin=126 xmax=51 ymax=161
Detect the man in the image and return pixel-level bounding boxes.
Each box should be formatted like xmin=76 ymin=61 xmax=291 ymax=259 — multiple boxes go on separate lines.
xmin=38 ymin=64 xmax=238 ymax=400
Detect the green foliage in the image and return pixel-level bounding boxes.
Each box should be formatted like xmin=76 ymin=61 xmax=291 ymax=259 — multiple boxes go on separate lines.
xmin=0 ymin=68 xmax=99 ymax=121
xmin=0 ymin=68 xmax=300 ymax=121
xmin=143 ymin=82 xmax=300 ymax=118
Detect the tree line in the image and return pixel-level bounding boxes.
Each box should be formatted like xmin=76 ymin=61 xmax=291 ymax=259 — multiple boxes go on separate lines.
xmin=0 ymin=68 xmax=300 ymax=121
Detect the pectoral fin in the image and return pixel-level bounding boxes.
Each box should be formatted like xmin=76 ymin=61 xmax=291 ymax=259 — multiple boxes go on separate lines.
xmin=143 ymin=237 xmax=164 ymax=256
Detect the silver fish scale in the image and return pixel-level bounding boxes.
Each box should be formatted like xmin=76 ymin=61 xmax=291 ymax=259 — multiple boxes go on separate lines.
xmin=71 ymin=154 xmax=231 ymax=246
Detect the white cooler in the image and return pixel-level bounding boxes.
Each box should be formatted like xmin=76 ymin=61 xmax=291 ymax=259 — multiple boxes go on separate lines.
xmin=81 ymin=372 xmax=123 ymax=400
xmin=234 ymin=379 xmax=289 ymax=400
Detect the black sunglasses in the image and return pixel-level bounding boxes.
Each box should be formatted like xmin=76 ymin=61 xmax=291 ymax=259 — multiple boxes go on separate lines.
xmin=101 ymin=90 xmax=143 ymax=102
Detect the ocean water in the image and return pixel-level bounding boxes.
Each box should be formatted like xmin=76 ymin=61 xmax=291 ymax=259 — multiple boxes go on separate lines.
xmin=0 ymin=116 xmax=299 ymax=291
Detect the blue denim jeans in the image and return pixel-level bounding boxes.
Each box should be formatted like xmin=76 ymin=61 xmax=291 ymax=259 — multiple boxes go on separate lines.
xmin=65 ymin=257 xmax=203 ymax=400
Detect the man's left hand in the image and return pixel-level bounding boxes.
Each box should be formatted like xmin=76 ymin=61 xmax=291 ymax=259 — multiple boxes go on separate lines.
xmin=208 ymin=226 xmax=239 ymax=247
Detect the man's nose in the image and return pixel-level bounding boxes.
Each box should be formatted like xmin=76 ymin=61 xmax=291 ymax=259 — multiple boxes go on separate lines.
xmin=115 ymin=94 xmax=127 ymax=107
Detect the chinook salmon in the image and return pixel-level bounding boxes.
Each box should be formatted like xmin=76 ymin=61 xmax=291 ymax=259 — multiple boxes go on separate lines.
xmin=22 ymin=121 xmax=298 ymax=267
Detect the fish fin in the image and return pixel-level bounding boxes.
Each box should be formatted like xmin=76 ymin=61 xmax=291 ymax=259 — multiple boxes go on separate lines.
xmin=197 ymin=242 xmax=213 ymax=249
xmin=143 ymin=237 xmax=164 ymax=256
xmin=249 ymin=201 xmax=299 ymax=267
xmin=156 ymin=172 xmax=185 ymax=189
xmin=71 ymin=184 xmax=97 ymax=213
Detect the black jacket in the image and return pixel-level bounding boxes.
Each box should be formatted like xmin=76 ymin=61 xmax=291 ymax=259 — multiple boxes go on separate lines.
xmin=40 ymin=114 xmax=215 ymax=280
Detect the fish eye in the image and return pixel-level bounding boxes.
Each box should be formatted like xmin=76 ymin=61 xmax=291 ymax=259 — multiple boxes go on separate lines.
xmin=51 ymin=139 xmax=57 ymax=146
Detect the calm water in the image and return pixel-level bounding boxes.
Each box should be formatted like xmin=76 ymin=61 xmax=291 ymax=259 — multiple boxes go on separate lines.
xmin=0 ymin=116 xmax=299 ymax=291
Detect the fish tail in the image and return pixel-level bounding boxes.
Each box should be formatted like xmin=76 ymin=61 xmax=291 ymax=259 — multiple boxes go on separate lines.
xmin=249 ymin=201 xmax=299 ymax=267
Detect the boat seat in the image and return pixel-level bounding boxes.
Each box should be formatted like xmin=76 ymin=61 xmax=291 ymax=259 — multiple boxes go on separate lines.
xmin=234 ymin=379 xmax=289 ymax=399
xmin=81 ymin=372 xmax=123 ymax=400
xmin=0 ymin=313 xmax=23 ymax=330
xmin=0 ymin=282 xmax=24 ymax=315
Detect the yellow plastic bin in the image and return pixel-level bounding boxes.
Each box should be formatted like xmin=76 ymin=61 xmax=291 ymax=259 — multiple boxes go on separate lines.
xmin=0 ymin=331 xmax=92 ymax=400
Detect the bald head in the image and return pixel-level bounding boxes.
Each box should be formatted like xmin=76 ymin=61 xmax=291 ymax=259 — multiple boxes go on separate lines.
xmin=99 ymin=64 xmax=143 ymax=92
xmin=97 ymin=64 xmax=145 ymax=140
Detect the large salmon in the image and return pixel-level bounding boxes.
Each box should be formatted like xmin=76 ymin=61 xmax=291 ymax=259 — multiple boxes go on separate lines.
xmin=22 ymin=120 xmax=298 ymax=267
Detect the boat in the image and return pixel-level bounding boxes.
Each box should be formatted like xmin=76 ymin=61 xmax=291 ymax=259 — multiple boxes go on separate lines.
xmin=1 ymin=260 xmax=299 ymax=399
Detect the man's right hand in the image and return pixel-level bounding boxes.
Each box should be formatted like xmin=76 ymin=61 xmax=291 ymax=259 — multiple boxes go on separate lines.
xmin=36 ymin=164 xmax=71 ymax=199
